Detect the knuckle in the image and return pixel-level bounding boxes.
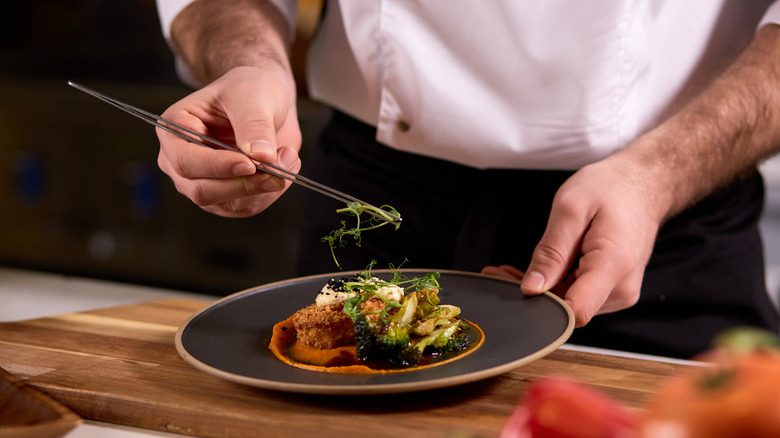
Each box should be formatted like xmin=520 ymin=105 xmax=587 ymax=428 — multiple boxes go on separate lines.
xmin=604 ymin=294 xmax=638 ymax=316
xmin=239 ymin=203 xmax=264 ymax=217
xmin=287 ymin=129 xmax=303 ymax=149
xmin=599 ymin=282 xmax=642 ymax=315
xmin=572 ymin=307 xmax=594 ymax=328
xmin=239 ymin=177 xmax=263 ymax=198
xmin=621 ymin=292 xmax=640 ymax=308
xmin=172 ymin=154 xmax=191 ymax=177
xmin=156 ymin=152 xmax=168 ymax=173
xmin=203 ymin=204 xmax=236 ymax=218
xmin=220 ymin=202 xmax=244 ymax=216
xmin=219 ymin=199 xmax=264 ymax=217
xmin=187 ymin=185 xmax=214 ymax=207
xmin=615 ymin=278 xmax=642 ymax=308
xmin=532 ymin=243 xmax=569 ymax=268
xmin=552 ymin=188 xmax=587 ymax=218
xmin=209 ymin=161 xmax=225 ymax=179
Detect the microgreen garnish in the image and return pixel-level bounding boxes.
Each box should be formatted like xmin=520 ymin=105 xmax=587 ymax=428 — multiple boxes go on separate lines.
xmin=341 ymin=261 xmax=441 ymax=324
xmin=321 ymin=202 xmax=401 ymax=268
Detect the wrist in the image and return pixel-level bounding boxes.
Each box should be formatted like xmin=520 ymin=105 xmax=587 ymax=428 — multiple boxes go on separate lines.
xmin=614 ymin=24 xmax=780 ymax=222
xmin=609 ymin=132 xmax=687 ymax=224
xmin=171 ymin=0 xmax=292 ymax=85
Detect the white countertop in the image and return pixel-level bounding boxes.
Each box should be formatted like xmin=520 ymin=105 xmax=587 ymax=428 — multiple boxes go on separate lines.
xmin=0 ymin=267 xmax=213 ymax=323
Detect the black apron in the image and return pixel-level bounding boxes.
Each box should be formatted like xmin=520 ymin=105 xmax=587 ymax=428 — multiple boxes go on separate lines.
xmin=296 ymin=110 xmax=780 ymax=359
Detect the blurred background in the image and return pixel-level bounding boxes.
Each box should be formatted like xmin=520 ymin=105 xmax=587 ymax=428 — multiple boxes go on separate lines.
xmin=0 ymin=0 xmax=329 ymax=295
xmin=1 ymin=1 xmax=779 ymax=307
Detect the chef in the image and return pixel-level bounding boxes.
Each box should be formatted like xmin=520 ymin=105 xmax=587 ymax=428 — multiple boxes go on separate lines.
xmin=154 ymin=0 xmax=780 ymax=358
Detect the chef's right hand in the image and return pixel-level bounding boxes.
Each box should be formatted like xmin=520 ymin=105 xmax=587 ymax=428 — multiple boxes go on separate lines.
xmin=156 ymin=66 xmax=302 ymax=218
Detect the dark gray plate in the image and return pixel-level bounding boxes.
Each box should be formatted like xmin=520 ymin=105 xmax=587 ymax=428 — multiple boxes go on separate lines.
xmin=175 ymin=270 xmax=573 ymax=395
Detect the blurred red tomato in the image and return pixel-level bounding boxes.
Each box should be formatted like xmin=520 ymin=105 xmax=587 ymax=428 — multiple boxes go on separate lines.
xmin=500 ymin=377 xmax=637 ymax=438
xmin=501 ymin=329 xmax=780 ymax=438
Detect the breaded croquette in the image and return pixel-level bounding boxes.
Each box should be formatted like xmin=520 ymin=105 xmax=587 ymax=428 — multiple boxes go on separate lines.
xmin=292 ymin=297 xmax=390 ymax=349
xmin=292 ymin=302 xmax=355 ymax=349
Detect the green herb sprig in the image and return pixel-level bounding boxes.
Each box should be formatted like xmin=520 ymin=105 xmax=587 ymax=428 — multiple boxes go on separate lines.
xmin=321 ymin=202 xmax=401 ymax=268
xmin=341 ymin=260 xmax=441 ymax=324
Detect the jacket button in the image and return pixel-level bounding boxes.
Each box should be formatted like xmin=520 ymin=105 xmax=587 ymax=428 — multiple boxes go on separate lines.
xmin=396 ymin=120 xmax=411 ymax=132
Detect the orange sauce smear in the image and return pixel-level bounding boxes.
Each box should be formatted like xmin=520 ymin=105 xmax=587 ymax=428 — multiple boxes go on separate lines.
xmin=268 ymin=314 xmax=485 ymax=374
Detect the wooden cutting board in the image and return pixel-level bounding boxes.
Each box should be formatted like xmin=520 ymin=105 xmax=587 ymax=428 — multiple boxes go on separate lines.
xmin=0 ymin=299 xmax=695 ymax=438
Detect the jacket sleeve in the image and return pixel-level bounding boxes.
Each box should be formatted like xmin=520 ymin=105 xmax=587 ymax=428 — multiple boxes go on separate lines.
xmin=759 ymin=1 xmax=780 ymax=29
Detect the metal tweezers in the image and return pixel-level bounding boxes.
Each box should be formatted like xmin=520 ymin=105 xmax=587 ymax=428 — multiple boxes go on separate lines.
xmin=68 ymin=81 xmax=401 ymax=226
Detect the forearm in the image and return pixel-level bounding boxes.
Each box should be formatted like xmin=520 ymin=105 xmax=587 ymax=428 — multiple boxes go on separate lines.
xmin=619 ymin=23 xmax=780 ymax=221
xmin=170 ymin=0 xmax=292 ymax=85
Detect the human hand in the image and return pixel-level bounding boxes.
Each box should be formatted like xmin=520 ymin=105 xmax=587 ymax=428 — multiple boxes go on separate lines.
xmin=487 ymin=25 xmax=780 ymax=328
xmin=156 ymin=65 xmax=302 ymax=217
xmin=483 ymin=153 xmax=667 ymax=327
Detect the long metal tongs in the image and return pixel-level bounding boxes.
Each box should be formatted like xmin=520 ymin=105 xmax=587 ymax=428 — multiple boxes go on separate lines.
xmin=68 ymin=81 xmax=401 ymax=226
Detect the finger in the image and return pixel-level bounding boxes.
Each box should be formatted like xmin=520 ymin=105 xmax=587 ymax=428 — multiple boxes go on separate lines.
xmin=560 ymin=256 xmax=631 ymax=327
xmin=522 ymin=196 xmax=586 ymax=296
xmin=156 ymin=97 xmax=256 ymax=180
xmin=273 ymin=146 xmax=302 ymax=175
xmin=221 ymin=84 xmax=283 ymax=164
xmin=204 ymin=151 xmax=300 ymax=217
xmin=189 ymin=147 xmax=300 ymax=212
xmin=560 ymin=274 xmax=610 ymax=328
xmin=202 ymin=189 xmax=285 ymax=218
xmin=156 ymin=123 xmax=256 ymax=180
xmin=496 ymin=264 xmax=525 ymax=279
xmin=560 ymin=233 xmax=642 ymax=327
xmin=481 ymin=265 xmax=525 ymax=281
xmin=179 ymin=172 xmax=276 ymax=206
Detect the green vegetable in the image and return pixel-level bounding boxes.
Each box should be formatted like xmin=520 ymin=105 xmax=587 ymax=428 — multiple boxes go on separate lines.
xmin=420 ymin=321 xmax=471 ymax=354
xmin=353 ymin=313 xmax=422 ymax=367
xmin=341 ymin=261 xmax=440 ymax=322
xmin=337 ymin=263 xmax=469 ymax=368
xmin=321 ymin=202 xmax=401 ymax=268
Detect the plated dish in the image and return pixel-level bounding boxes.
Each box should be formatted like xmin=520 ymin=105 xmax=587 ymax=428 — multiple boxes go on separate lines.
xmin=175 ymin=270 xmax=574 ymax=395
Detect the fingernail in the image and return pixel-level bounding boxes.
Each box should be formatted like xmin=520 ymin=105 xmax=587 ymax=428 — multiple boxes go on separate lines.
xmin=277 ymin=147 xmax=299 ymax=170
xmin=231 ymin=163 xmax=255 ymax=176
xmin=522 ymin=271 xmax=546 ymax=292
xmin=250 ymin=139 xmax=274 ymax=155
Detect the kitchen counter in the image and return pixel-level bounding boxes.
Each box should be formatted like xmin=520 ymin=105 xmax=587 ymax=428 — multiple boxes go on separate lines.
xmin=0 ymin=266 xmax=213 ymax=438
xmin=0 ymin=267 xmax=213 ymax=323
xmin=0 ymin=268 xmax=696 ymax=438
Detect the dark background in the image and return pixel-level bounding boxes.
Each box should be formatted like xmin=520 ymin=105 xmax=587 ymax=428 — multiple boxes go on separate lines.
xmin=0 ymin=0 xmax=329 ymax=295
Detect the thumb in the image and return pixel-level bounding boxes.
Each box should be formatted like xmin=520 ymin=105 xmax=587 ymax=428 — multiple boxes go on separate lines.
xmin=223 ymin=91 xmax=280 ymax=164
xmin=522 ymin=212 xmax=584 ymax=296
xmin=236 ymin=118 xmax=279 ymax=165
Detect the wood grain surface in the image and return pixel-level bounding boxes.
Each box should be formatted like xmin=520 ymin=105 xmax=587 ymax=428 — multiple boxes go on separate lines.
xmin=0 ymin=299 xmax=696 ymax=438
xmin=0 ymin=365 xmax=81 ymax=438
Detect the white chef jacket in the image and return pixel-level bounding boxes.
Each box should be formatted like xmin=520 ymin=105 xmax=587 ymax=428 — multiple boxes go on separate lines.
xmin=157 ymin=0 xmax=780 ymax=170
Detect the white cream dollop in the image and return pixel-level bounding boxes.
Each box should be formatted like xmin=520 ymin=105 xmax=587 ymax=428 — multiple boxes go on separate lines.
xmin=373 ymin=282 xmax=404 ymax=303
xmin=315 ymin=279 xmax=357 ymax=307
xmin=315 ymin=277 xmax=405 ymax=307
